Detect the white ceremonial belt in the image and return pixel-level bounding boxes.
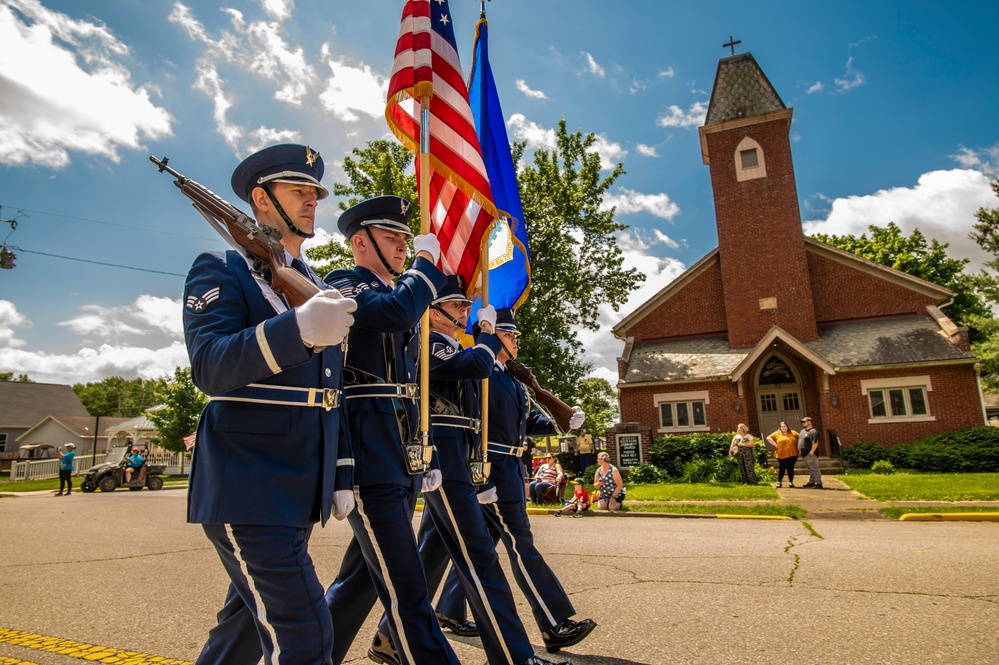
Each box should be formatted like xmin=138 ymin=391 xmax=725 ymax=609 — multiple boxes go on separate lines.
xmin=487 ymin=442 xmax=526 ymax=457
xmin=210 ymin=383 xmax=341 ymax=411
xmin=431 ymin=414 xmax=481 ymax=433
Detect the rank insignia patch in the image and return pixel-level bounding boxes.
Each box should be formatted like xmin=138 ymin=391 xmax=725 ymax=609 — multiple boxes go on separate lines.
xmin=186 ymin=286 xmax=221 ymax=313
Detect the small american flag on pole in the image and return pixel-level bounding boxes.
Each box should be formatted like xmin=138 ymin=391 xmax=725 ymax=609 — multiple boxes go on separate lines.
xmin=386 ymin=0 xmax=498 ymax=290
xmin=183 ymin=432 xmax=197 ymax=451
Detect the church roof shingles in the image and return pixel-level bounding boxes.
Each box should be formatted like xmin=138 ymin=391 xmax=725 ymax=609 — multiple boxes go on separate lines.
xmin=705 ymin=53 xmax=786 ymax=126
xmin=622 ymin=317 xmax=973 ymax=385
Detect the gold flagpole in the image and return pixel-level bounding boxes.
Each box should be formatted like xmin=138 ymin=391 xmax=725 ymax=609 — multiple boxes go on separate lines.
xmin=419 ymin=97 xmax=432 ymax=463
xmin=480 ymin=224 xmax=492 ymax=477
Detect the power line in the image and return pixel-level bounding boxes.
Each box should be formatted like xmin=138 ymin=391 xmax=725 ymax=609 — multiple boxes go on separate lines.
xmin=10 ymin=246 xmax=186 ymax=277
xmin=0 ymin=203 xmax=217 ymax=241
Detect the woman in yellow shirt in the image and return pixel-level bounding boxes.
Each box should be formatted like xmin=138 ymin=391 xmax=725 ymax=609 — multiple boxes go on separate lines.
xmin=767 ymin=421 xmax=799 ymax=488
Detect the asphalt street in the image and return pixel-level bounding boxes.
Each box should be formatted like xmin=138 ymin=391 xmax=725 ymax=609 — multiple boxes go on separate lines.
xmin=1 ymin=488 xmax=997 ymax=665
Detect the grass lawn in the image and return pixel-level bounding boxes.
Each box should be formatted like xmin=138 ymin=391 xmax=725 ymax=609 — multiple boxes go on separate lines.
xmin=878 ymin=505 xmax=999 ymax=519
xmin=836 ymin=472 xmax=999 ymax=501
xmin=624 ymin=482 xmax=779 ymax=501
xmin=0 ymin=476 xmax=188 ymax=494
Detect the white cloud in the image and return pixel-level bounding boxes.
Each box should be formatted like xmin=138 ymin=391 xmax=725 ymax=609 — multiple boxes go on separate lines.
xmin=0 ymin=0 xmax=173 ymax=168
xmin=577 ymin=230 xmax=688 ymax=383
xmin=601 ymin=188 xmax=680 ymax=221
xmin=318 ymin=54 xmax=387 ymax=122
xmin=515 ymin=79 xmax=548 ymax=100
xmin=260 ymin=0 xmax=293 ymax=21
xmin=803 ymin=169 xmax=998 ymax=270
xmin=590 ymin=134 xmax=626 ymax=170
xmin=59 ymin=295 xmax=182 ymax=340
xmin=834 ymin=55 xmax=865 ymax=92
xmin=806 ymin=81 xmax=824 ymax=94
xmin=0 ymin=341 xmax=190 ymax=385
xmin=507 ymin=113 xmax=556 ymax=151
xmin=582 ymin=51 xmax=604 ymax=77
xmin=636 ymin=143 xmax=658 ymax=157
xmin=659 ymin=67 xmax=675 ymax=79
xmin=0 ymin=299 xmax=30 ymax=349
xmin=170 ymin=2 xmax=314 ymax=153
xmin=0 ymin=295 xmax=187 ymax=384
xmin=952 ymin=143 xmax=999 ymax=178
xmin=657 ymin=100 xmax=707 ymax=128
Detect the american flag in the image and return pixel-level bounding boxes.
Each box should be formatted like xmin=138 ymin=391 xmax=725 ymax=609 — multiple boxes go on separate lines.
xmin=386 ymin=0 xmax=498 ymax=291
xmin=183 ymin=432 xmax=197 ymax=451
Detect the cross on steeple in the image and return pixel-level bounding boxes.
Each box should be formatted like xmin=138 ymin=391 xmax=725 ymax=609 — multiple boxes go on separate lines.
xmin=723 ymin=35 xmax=742 ymax=56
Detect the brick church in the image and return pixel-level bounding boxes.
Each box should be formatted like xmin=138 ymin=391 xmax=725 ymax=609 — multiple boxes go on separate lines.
xmin=605 ymin=51 xmax=985 ymax=468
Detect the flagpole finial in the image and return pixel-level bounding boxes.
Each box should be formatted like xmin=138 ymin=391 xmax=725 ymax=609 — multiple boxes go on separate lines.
xmin=480 ymin=0 xmax=489 ymax=19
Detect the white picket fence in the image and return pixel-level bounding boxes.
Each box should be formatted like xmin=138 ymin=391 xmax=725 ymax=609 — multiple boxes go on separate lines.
xmin=8 ymin=452 xmax=190 ymax=482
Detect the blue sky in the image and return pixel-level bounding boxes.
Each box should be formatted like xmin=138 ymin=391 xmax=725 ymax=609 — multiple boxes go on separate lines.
xmin=1 ymin=0 xmax=997 ymax=388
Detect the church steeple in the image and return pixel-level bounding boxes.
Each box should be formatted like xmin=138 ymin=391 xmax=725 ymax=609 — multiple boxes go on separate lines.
xmin=698 ymin=50 xmax=818 ymax=347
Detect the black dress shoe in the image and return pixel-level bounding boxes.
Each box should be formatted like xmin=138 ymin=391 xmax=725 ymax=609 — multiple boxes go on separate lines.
xmin=436 ymin=611 xmax=479 ymax=637
xmin=542 ymin=617 xmax=597 ymax=653
xmin=367 ymin=630 xmax=399 ymax=665
xmin=517 ymin=656 xmax=573 ymax=665
xmin=802 ymin=482 xmax=815 ymax=488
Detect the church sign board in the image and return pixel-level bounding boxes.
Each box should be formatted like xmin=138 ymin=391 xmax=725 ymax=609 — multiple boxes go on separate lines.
xmin=615 ymin=433 xmax=642 ymax=469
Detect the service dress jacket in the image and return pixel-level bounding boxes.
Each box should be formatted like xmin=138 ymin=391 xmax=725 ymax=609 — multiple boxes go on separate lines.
xmin=183 ymin=250 xmax=351 ymax=528
xmin=324 ymin=257 xmax=447 ymax=488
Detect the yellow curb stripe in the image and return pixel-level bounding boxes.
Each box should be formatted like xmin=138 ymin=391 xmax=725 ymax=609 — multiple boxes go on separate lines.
xmin=715 ymin=514 xmax=792 ymax=520
xmin=0 ymin=629 xmax=191 ymax=665
xmin=899 ymin=512 xmax=999 ymax=522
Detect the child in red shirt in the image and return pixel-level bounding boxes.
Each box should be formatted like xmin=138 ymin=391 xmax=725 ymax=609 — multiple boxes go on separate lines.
xmin=555 ymin=478 xmax=590 ymax=518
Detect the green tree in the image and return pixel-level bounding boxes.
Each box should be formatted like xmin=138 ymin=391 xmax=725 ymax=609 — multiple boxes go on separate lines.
xmin=73 ymin=376 xmax=165 ymax=417
xmin=968 ymin=177 xmax=999 ymax=390
xmin=0 ymin=372 xmax=32 ymax=382
xmin=575 ymin=377 xmax=618 ymax=437
xmin=146 ymin=367 xmax=207 ymax=453
xmin=813 ymin=222 xmax=992 ymax=341
xmin=513 ymin=119 xmax=645 ymax=399
xmin=306 ymin=140 xmax=418 ymax=277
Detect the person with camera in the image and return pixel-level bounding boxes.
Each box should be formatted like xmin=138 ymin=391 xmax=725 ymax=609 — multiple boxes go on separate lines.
xmin=56 ymin=443 xmax=75 ymax=496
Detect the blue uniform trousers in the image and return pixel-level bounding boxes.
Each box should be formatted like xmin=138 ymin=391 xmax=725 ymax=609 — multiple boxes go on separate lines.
xmin=325 ymin=484 xmax=459 ymax=665
xmin=377 ymin=479 xmax=534 ymax=664
xmin=437 ymin=454 xmax=574 ymax=633
xmin=198 ymin=524 xmax=332 ymax=665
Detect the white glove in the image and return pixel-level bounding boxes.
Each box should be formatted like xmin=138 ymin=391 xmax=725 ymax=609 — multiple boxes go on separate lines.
xmin=477 ymin=305 xmax=497 ymax=333
xmin=422 ymin=469 xmax=442 ymax=493
xmin=413 ymin=233 xmax=441 ymax=264
xmin=333 ymin=489 xmax=355 ymax=520
xmin=569 ymin=406 xmax=585 ymax=430
xmin=477 ymin=487 xmax=498 ymax=504
xmin=296 ymin=289 xmax=357 ymax=348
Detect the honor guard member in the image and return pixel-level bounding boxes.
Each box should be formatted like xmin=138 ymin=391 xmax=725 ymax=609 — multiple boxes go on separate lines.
xmin=184 ymin=143 xmax=357 ymax=665
xmin=369 ymin=278 xmax=570 ymax=665
xmin=322 ymin=196 xmax=460 ymax=665
xmin=436 ymin=308 xmax=597 ymax=655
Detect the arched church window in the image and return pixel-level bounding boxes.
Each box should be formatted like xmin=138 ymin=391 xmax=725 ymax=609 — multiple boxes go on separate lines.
xmin=758 ymin=354 xmax=796 ymax=386
xmin=735 ymin=136 xmax=766 ymax=182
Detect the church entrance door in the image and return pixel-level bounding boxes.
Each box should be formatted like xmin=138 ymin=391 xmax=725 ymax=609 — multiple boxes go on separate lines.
xmin=755 ymin=354 xmax=804 ymax=438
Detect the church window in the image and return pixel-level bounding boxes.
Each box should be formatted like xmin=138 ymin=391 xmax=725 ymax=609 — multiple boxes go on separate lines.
xmin=655 ymin=390 xmax=709 ymax=433
xmin=735 ymin=137 xmax=766 ymax=182
xmin=862 ymin=377 xmax=934 ymax=423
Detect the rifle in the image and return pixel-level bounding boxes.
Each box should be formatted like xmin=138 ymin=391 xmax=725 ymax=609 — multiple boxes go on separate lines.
xmin=506 ymin=359 xmax=574 ymax=433
xmin=150 ymin=155 xmax=320 ymax=308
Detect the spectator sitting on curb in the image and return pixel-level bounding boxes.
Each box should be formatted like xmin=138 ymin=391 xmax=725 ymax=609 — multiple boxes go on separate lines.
xmin=554 ymin=478 xmax=590 ymax=518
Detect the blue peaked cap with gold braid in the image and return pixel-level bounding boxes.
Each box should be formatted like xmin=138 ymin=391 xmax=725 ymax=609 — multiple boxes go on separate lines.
xmin=231 ymin=143 xmax=328 ymax=204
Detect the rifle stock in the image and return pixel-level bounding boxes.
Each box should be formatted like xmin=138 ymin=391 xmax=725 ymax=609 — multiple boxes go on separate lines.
xmin=150 ymin=155 xmax=320 ymax=308
xmin=505 ymin=360 xmax=574 ymax=432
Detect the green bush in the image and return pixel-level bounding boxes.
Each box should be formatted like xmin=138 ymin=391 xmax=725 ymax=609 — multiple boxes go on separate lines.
xmin=906 ymin=426 xmax=999 ymax=473
xmin=627 ymin=463 xmax=669 ymax=484
xmin=754 ymin=462 xmax=777 ymax=482
xmin=841 ymin=440 xmax=890 ymax=468
xmin=650 ymin=432 xmax=735 ymax=477
xmin=871 ymin=460 xmax=896 ymax=475
xmin=887 ymin=443 xmax=915 ymax=468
